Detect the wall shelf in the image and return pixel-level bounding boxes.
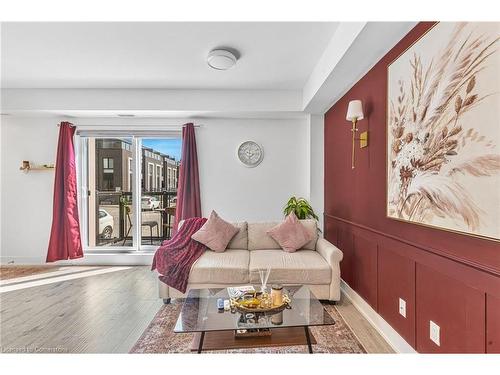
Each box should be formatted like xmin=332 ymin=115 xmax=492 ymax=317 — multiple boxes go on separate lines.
xmin=19 ymin=161 xmax=55 ymax=172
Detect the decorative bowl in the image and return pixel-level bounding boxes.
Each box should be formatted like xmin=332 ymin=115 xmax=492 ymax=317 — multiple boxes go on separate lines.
xmin=230 ymin=293 xmax=291 ymax=314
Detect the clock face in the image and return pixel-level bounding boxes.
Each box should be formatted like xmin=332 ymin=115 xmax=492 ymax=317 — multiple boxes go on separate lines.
xmin=237 ymin=141 xmax=264 ymax=167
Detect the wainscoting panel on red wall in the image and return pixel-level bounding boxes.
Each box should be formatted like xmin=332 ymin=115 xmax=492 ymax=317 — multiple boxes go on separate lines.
xmin=416 ymin=264 xmax=485 ymax=353
xmin=337 ymin=226 xmax=355 ymax=286
xmin=378 ymin=246 xmax=416 ymax=347
xmin=353 ymin=234 xmax=378 ymax=309
xmin=486 ymin=294 xmax=500 ymax=353
xmin=323 ymin=21 xmax=500 ymax=353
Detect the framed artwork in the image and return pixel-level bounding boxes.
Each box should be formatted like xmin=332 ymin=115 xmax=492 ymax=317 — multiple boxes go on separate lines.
xmin=387 ymin=22 xmax=500 ymax=241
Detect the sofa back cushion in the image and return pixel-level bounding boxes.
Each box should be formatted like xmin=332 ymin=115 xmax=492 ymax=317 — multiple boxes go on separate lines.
xmin=248 ymin=222 xmax=281 ymax=250
xmin=300 ymin=219 xmax=319 ymax=250
xmin=182 ymin=218 xmax=317 ymax=250
xmin=248 ymin=219 xmax=318 ymax=250
xmin=227 ymin=222 xmax=248 ymax=249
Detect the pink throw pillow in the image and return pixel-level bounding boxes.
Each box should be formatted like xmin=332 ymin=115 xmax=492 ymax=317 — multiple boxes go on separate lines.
xmin=191 ymin=211 xmax=239 ymax=252
xmin=267 ymin=212 xmax=313 ymax=252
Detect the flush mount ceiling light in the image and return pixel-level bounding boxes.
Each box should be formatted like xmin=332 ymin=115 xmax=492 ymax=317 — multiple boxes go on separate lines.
xmin=207 ymin=49 xmax=238 ymax=70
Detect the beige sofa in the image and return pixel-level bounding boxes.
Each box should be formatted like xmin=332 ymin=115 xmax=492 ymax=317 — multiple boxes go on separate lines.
xmin=158 ymin=219 xmax=343 ymax=303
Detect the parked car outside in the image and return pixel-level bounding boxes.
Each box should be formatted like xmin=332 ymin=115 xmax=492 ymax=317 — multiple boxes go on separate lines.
xmin=98 ymin=209 xmax=114 ymax=239
xmin=142 ymin=196 xmax=161 ymax=210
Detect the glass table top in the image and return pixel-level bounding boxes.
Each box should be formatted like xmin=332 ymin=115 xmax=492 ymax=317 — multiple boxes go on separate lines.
xmin=174 ymin=285 xmax=335 ymax=333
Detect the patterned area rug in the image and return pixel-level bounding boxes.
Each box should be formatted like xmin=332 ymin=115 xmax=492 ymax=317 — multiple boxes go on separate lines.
xmin=130 ymin=300 xmax=366 ymax=353
xmin=0 ymin=266 xmax=58 ymax=280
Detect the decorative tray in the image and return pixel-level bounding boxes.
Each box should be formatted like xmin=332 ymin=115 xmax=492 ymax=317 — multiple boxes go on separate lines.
xmin=230 ymin=292 xmax=291 ymax=314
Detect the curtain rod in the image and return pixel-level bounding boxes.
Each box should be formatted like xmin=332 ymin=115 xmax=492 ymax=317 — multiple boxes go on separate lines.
xmin=58 ymin=124 xmax=202 ymax=127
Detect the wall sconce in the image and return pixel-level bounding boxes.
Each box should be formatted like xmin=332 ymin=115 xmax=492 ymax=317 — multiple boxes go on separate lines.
xmin=346 ymin=99 xmax=368 ymax=169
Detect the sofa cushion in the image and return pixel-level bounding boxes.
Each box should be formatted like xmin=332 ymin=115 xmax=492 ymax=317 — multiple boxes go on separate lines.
xmin=248 ymin=222 xmax=281 ymax=250
xmin=267 ymin=212 xmax=313 ymax=252
xmin=227 ymin=222 xmax=248 ymax=250
xmin=249 ymin=250 xmax=331 ymax=285
xmin=181 ymin=219 xmax=248 ymax=250
xmin=191 ymin=211 xmax=239 ymax=252
xmin=299 ymin=219 xmax=318 ymax=250
xmin=189 ymin=249 xmax=249 ymax=284
xmin=248 ymin=220 xmax=318 ymax=251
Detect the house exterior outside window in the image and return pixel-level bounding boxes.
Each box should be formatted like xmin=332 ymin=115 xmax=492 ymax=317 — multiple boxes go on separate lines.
xmin=96 ymin=139 xmax=132 ymax=192
xmin=163 ymin=156 xmax=178 ymax=191
xmin=95 ymin=140 xmax=179 ymax=193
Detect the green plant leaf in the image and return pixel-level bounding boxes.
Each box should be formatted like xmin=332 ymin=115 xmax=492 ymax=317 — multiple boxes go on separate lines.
xmin=282 ymin=196 xmax=318 ymax=221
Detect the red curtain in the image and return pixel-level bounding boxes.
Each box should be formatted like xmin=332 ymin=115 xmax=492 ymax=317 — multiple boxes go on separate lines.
xmin=46 ymin=122 xmax=83 ymax=262
xmin=173 ymin=123 xmax=201 ymax=234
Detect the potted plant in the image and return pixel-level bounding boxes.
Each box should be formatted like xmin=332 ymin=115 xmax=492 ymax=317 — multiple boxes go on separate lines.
xmin=283 ymin=196 xmax=318 ymax=220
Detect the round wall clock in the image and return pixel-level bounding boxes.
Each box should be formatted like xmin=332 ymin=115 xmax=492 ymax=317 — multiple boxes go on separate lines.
xmin=237 ymin=141 xmax=264 ymax=167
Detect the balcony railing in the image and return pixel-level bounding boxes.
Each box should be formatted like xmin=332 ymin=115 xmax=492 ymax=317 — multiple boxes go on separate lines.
xmin=96 ymin=190 xmax=177 ymax=247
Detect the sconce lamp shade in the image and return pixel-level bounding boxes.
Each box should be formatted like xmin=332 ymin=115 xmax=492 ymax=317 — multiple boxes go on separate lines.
xmin=346 ymin=100 xmax=364 ymax=121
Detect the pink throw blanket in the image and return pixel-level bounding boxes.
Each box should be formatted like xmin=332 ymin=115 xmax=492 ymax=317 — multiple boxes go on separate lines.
xmin=151 ymin=217 xmax=207 ymax=293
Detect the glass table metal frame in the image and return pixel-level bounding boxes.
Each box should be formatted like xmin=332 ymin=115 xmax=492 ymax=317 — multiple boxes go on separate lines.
xmin=173 ymin=285 xmax=335 ymax=353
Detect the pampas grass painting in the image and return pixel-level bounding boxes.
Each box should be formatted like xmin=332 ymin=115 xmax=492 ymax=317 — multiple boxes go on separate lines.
xmin=387 ymin=22 xmax=500 ymax=241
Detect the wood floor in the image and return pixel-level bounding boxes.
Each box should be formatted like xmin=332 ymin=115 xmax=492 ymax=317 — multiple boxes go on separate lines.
xmin=0 ymin=266 xmax=393 ymax=353
xmin=335 ymin=294 xmax=394 ymax=353
xmin=0 ymin=265 xmax=58 ymax=280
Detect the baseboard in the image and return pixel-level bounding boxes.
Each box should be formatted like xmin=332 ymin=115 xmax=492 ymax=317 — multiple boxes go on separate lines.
xmin=340 ymin=279 xmax=416 ymax=353
xmin=1 ymin=253 xmax=153 ymax=266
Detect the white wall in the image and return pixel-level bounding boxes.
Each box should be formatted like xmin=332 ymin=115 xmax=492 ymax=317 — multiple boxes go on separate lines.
xmin=0 ymin=116 xmax=312 ymax=263
xmin=309 ymin=114 xmax=324 ymax=232
xmin=196 ymin=118 xmax=309 ymax=222
xmin=0 ymin=117 xmax=60 ymax=263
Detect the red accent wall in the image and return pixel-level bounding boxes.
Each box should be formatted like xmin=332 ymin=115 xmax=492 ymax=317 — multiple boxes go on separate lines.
xmin=324 ymin=22 xmax=500 ymax=353
xmin=486 ymin=294 xmax=500 ymax=353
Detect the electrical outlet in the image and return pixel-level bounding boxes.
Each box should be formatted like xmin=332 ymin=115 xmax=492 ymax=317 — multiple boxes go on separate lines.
xmin=430 ymin=320 xmax=440 ymax=346
xmin=399 ymin=298 xmax=406 ymax=318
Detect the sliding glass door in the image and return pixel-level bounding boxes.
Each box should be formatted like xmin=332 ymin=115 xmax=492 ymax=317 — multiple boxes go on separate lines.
xmin=78 ymin=134 xmax=181 ymax=251
xmin=139 ymin=138 xmax=180 ymax=246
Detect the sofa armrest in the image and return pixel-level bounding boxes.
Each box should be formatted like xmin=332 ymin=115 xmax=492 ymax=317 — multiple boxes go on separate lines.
xmin=316 ymin=238 xmax=343 ymax=264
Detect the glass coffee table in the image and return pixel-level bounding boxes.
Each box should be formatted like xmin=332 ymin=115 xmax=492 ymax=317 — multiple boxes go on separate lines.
xmin=174 ymin=285 xmax=335 ymax=353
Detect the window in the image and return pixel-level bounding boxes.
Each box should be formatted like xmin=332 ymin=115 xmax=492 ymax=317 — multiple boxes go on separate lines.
xmin=103 ymin=157 xmax=114 ymax=171
xmin=101 ymin=157 xmax=115 ymax=190
xmin=147 ymin=163 xmax=154 ymax=191
xmin=102 ymin=173 xmax=114 ymax=190
xmin=80 ymin=138 xmax=133 ymax=247
xmin=156 ymin=165 xmax=162 ymax=191
xmin=140 ymin=139 xmax=181 ymax=246
xmin=79 ymin=135 xmax=181 ymax=251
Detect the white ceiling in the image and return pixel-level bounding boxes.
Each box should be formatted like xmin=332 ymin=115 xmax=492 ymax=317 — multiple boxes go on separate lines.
xmin=1 ymin=22 xmax=338 ymax=90
xmin=1 ymin=22 xmax=418 ymax=116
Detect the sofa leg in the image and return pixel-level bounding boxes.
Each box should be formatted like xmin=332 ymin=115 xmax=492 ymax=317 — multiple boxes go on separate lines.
xmin=163 ymin=298 xmax=171 ymax=304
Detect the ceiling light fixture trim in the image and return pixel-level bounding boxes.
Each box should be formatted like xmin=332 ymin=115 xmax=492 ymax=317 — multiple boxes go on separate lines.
xmin=207 ymin=49 xmax=238 ymax=70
